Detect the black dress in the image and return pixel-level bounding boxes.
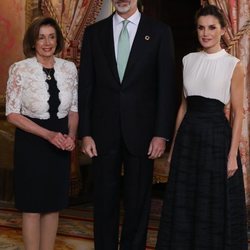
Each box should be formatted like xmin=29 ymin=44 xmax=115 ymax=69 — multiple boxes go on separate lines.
xmin=156 ymin=96 xmax=248 ymax=250
xmin=14 ymin=68 xmax=71 ymax=213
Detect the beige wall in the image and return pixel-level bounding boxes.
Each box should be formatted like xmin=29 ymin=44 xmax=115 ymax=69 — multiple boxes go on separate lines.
xmin=0 ymin=0 xmax=26 ymax=96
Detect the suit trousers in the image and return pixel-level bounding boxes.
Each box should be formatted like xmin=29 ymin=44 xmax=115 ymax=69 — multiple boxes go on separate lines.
xmin=92 ymin=141 xmax=154 ymax=250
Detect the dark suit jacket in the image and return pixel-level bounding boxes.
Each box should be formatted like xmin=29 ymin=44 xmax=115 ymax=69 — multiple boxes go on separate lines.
xmin=78 ymin=13 xmax=177 ymax=156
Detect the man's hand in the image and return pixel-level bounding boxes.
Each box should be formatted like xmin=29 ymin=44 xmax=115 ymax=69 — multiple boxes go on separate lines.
xmin=148 ymin=137 xmax=166 ymax=159
xmin=81 ymin=136 xmax=98 ymax=158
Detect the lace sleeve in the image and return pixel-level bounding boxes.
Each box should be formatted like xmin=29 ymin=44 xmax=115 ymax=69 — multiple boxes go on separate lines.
xmin=70 ymin=63 xmax=78 ymax=112
xmin=5 ymin=63 xmax=22 ymax=115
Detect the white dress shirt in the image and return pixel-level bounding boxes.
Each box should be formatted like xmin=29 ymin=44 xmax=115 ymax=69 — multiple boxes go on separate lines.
xmin=113 ymin=9 xmax=141 ymax=60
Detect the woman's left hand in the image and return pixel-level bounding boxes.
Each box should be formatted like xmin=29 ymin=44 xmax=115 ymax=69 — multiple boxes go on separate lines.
xmin=63 ymin=135 xmax=76 ymax=151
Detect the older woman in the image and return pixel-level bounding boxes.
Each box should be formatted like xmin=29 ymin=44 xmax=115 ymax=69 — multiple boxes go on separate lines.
xmin=6 ymin=16 xmax=78 ymax=250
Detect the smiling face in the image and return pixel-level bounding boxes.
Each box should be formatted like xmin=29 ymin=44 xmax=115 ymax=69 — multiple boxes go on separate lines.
xmin=197 ymin=15 xmax=225 ymax=53
xmin=112 ymin=0 xmax=138 ymax=18
xmin=35 ymin=25 xmax=57 ymax=61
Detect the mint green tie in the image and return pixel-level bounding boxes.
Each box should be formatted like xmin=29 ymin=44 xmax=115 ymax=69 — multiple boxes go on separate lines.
xmin=117 ymin=20 xmax=130 ymax=82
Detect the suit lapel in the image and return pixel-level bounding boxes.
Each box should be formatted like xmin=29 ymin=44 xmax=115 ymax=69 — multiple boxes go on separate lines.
xmin=100 ymin=15 xmax=120 ymax=83
xmin=123 ymin=15 xmax=150 ymax=83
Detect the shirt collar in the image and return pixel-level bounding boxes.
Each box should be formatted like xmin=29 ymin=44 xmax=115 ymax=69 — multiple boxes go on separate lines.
xmin=114 ymin=9 xmax=141 ymax=26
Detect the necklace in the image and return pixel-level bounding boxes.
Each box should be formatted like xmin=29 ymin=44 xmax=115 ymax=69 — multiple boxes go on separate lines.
xmin=43 ymin=68 xmax=53 ymax=80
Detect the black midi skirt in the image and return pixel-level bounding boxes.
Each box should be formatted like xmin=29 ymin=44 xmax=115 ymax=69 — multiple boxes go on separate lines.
xmin=156 ymin=96 xmax=248 ymax=250
xmin=14 ymin=116 xmax=70 ymax=213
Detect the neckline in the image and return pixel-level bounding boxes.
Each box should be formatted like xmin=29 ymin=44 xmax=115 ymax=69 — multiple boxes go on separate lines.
xmin=201 ymin=49 xmax=226 ymax=59
xmin=35 ymin=56 xmax=56 ymax=68
xmin=43 ymin=67 xmax=54 ymax=81
xmin=43 ymin=67 xmax=54 ymax=70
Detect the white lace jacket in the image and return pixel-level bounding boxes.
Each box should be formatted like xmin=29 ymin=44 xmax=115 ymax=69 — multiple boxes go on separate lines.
xmin=6 ymin=57 xmax=78 ymax=119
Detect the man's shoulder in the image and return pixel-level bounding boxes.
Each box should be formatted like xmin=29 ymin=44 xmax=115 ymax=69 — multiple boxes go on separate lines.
xmin=141 ymin=14 xmax=170 ymax=29
xmin=86 ymin=14 xmax=113 ymax=31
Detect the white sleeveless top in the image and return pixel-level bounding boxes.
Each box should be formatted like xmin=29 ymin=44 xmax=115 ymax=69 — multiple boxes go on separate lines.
xmin=182 ymin=49 xmax=239 ymax=104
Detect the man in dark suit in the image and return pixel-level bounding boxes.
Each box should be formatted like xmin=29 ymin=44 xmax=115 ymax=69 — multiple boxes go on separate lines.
xmin=78 ymin=0 xmax=176 ymax=249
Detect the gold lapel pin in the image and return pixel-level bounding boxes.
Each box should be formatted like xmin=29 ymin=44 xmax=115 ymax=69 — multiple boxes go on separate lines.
xmin=145 ymin=35 xmax=150 ymax=41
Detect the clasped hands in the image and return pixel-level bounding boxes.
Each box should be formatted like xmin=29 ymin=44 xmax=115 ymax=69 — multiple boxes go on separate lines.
xmin=48 ymin=131 xmax=75 ymax=151
xmin=81 ymin=136 xmax=166 ymax=159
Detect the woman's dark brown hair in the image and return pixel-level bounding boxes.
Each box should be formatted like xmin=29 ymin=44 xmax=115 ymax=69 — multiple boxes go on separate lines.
xmin=195 ymin=5 xmax=227 ymax=28
xmin=23 ymin=16 xmax=64 ymax=58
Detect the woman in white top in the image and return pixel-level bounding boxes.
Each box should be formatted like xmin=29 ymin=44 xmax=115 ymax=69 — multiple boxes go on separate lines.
xmin=156 ymin=5 xmax=247 ymax=250
xmin=6 ymin=16 xmax=78 ymax=250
